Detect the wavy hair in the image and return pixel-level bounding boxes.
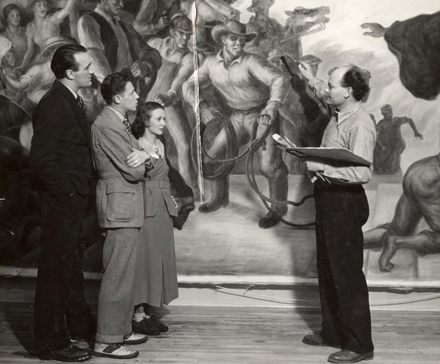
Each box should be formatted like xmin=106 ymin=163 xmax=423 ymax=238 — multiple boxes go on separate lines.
xmin=131 ymin=102 xmax=164 ymax=139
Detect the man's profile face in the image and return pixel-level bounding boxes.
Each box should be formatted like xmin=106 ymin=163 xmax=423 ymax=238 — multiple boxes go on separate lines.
xmin=171 ymin=29 xmax=190 ymax=50
xmin=102 ymin=0 xmax=124 ymax=17
xmin=117 ymin=82 xmax=139 ymax=113
xmin=222 ymin=34 xmax=246 ymax=58
xmin=325 ymin=67 xmax=350 ymax=108
xmin=72 ymin=52 xmax=92 ymax=89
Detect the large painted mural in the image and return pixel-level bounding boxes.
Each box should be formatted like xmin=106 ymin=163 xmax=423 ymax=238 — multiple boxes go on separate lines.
xmin=0 ymin=0 xmax=439 ymax=288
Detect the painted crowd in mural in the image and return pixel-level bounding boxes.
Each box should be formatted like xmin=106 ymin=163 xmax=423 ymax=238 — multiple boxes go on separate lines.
xmin=0 ymin=0 xmax=439 ymax=280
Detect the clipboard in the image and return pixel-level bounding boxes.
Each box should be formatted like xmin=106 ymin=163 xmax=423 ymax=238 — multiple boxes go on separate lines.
xmin=283 ymin=147 xmax=371 ymax=166
xmin=272 ymin=133 xmax=371 ymax=167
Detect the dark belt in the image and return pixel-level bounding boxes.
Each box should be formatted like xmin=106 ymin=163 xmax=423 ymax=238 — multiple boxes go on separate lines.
xmin=144 ymin=181 xmax=170 ymax=189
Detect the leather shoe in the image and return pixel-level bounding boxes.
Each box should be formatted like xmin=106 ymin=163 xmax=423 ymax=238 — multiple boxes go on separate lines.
xmin=259 ymin=212 xmax=281 ymax=229
xmin=39 ymin=344 xmax=92 ymax=362
xmin=93 ymin=343 xmax=138 ymax=359
xmin=302 ymin=334 xmax=341 ymax=348
xmin=328 ymin=349 xmax=374 ymax=363
xmin=132 ymin=317 xmax=161 ymax=336
xmin=150 ymin=315 xmax=169 ymax=332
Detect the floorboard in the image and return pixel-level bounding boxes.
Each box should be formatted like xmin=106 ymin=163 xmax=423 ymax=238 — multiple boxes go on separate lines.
xmin=0 ymin=302 xmax=439 ymax=363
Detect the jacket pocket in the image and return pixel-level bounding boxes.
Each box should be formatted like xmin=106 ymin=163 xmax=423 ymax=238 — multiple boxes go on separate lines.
xmin=144 ymin=188 xmax=157 ymax=217
xmin=106 ymin=182 xmax=136 ymax=222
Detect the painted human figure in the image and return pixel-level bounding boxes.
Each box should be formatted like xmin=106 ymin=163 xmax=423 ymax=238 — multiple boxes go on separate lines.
xmin=1 ymin=3 xmax=28 ymax=67
xmin=364 ymin=154 xmax=440 ymax=272
xmin=183 ymin=19 xmax=291 ymax=229
xmin=19 ymin=0 xmax=76 ymax=71
xmin=147 ymin=15 xmax=200 ymax=193
xmin=361 ymin=11 xmax=440 ymax=101
xmin=374 ymin=104 xmax=423 ymax=175
xmin=4 ymin=37 xmax=73 ymax=115
xmin=0 ymin=46 xmax=22 ymax=102
xmin=245 ymin=0 xmax=283 ymax=56
xmin=77 ymin=0 xmax=162 ymax=101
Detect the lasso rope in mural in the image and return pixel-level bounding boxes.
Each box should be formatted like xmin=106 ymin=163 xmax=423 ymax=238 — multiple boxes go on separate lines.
xmin=191 ymin=112 xmax=315 ymax=229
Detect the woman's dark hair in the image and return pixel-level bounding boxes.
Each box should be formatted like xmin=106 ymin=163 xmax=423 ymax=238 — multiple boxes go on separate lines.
xmin=131 ymin=102 xmax=164 ymax=139
xmin=50 ymin=44 xmax=87 ymax=79
xmin=341 ymin=65 xmax=371 ymax=101
xmin=101 ymin=72 xmax=130 ymax=105
xmin=3 ymin=4 xmax=22 ymax=24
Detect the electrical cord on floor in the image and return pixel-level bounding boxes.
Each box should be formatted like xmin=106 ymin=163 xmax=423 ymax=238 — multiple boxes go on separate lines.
xmin=214 ymin=285 xmax=440 ymax=306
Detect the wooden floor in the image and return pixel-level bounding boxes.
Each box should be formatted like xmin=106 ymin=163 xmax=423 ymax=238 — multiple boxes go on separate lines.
xmin=1 ymin=302 xmax=439 ymax=363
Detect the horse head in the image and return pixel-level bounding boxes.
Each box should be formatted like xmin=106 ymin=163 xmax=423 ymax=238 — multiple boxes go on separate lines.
xmin=284 ymin=6 xmax=330 ymax=37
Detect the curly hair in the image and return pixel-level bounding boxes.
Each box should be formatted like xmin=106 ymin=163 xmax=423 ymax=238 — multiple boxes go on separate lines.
xmin=341 ymin=65 xmax=371 ymax=101
xmin=3 ymin=4 xmax=22 ymax=24
xmin=100 ymin=72 xmax=131 ymax=105
xmin=131 ymin=102 xmax=164 ymax=139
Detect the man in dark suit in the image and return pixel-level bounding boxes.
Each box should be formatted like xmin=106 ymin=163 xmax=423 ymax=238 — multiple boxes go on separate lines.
xmin=29 ymin=44 xmax=95 ymax=362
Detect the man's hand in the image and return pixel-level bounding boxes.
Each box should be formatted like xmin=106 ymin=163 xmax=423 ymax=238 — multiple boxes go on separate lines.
xmin=199 ymin=102 xmax=218 ymax=124
xmin=153 ymin=93 xmax=172 ymax=107
xmin=257 ymin=109 xmax=277 ymax=126
xmin=361 ymin=23 xmax=386 ymax=38
xmin=130 ymin=60 xmax=152 ymax=78
xmin=156 ymin=15 xmax=170 ymax=30
xmin=126 ymin=148 xmax=151 ymax=168
xmin=304 ymin=160 xmax=325 ymax=173
xmin=297 ymin=61 xmax=314 ymax=81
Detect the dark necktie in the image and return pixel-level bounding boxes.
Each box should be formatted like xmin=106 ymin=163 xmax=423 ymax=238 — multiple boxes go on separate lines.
xmin=77 ymin=95 xmax=85 ymax=110
xmin=122 ymin=118 xmax=131 ymax=134
xmin=111 ymin=18 xmax=118 ymax=26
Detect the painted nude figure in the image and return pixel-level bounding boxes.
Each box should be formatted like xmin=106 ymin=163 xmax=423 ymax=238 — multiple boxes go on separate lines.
xmin=364 ymin=155 xmax=440 ymax=271
xmin=374 ymin=104 xmax=423 ymax=175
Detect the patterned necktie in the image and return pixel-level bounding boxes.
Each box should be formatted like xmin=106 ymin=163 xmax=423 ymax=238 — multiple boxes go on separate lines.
xmin=122 ymin=118 xmax=131 ymax=134
xmin=77 ymin=95 xmax=85 ymax=110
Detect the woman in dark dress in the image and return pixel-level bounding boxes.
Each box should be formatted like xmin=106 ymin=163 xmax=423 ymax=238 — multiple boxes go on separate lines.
xmin=131 ymin=102 xmax=179 ymax=335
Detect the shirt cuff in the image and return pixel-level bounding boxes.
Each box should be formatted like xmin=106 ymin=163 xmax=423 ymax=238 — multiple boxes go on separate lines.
xmin=262 ymin=101 xmax=282 ymax=114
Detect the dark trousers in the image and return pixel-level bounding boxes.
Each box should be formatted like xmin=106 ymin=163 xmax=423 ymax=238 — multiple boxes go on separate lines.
xmin=314 ymin=180 xmax=374 ymax=354
xmin=34 ymin=193 xmax=92 ymax=351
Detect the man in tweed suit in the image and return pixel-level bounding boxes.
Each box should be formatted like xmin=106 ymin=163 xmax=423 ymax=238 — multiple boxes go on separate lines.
xmin=91 ymin=72 xmax=151 ymax=359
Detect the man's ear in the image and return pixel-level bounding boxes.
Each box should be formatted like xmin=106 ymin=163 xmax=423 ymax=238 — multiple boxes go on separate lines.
xmin=113 ymin=94 xmax=121 ymax=105
xmin=345 ymin=86 xmax=353 ymax=99
xmin=65 ymin=69 xmax=74 ymax=80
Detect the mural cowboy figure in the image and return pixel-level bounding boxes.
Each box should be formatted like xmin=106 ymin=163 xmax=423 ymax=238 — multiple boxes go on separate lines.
xmin=77 ymin=0 xmax=162 ymax=102
xmin=147 ymin=14 xmax=200 ymax=193
xmin=183 ymin=19 xmax=291 ymax=229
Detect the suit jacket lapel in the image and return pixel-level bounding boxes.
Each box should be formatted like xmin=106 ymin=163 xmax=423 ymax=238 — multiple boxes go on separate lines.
xmin=103 ymin=107 xmax=134 ymax=141
xmin=54 ymin=81 xmax=91 ymax=144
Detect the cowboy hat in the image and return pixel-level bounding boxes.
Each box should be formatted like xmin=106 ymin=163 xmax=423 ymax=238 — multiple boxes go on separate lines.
xmin=211 ymin=19 xmax=257 ymax=45
xmin=247 ymin=0 xmax=275 ymax=13
xmin=41 ymin=36 xmax=74 ymax=57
